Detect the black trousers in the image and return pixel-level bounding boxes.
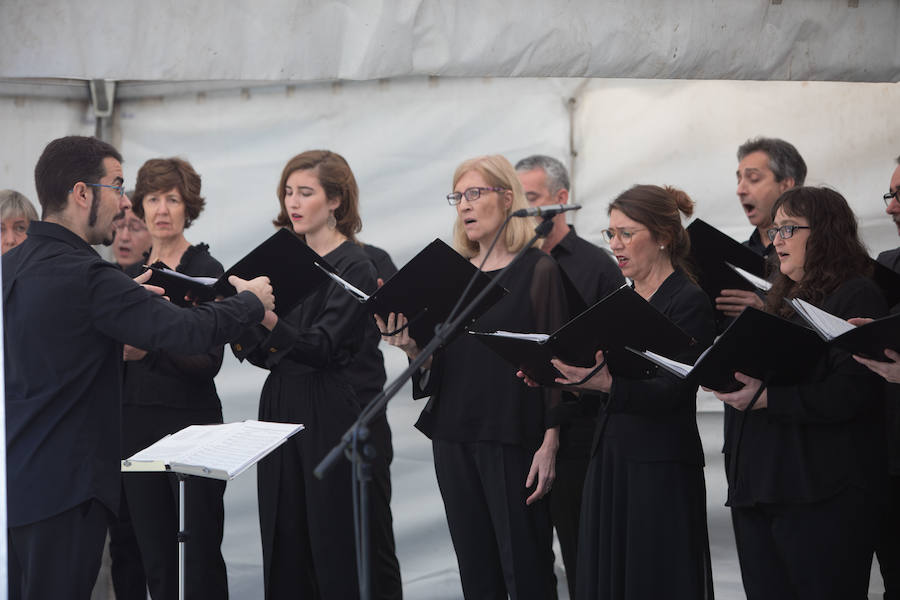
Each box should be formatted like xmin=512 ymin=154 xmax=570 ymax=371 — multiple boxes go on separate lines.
xmin=877 ymin=474 xmax=900 ymax=600
xmin=108 ymin=483 xmax=148 ymax=600
xmin=549 ymin=417 xmax=593 ymax=599
xmin=8 ymin=499 xmax=109 ymax=600
xmin=432 ymin=439 xmax=557 ymax=600
xmin=731 ymin=486 xmax=878 ymax=600
xmin=366 ymin=409 xmax=403 ymax=600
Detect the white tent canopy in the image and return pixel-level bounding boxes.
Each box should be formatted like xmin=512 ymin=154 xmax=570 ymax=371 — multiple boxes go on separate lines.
xmin=2 ymin=2 xmax=900 ymax=598
xmin=1 ymin=0 xmax=899 ymax=86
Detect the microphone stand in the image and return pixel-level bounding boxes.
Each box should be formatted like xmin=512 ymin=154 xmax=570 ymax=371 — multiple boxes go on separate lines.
xmin=314 ymin=213 xmax=556 ymax=600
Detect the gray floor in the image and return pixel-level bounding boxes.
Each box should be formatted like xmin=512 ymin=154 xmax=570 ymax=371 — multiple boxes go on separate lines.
xmin=204 ymin=349 xmax=886 ymax=599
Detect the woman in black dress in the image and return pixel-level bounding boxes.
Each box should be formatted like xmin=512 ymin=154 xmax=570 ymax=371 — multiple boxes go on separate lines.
xmin=546 ymin=185 xmax=716 ymax=599
xmin=711 ymin=187 xmax=887 ymax=600
xmin=378 ymin=155 xmax=567 ymax=598
xmin=232 ymin=150 xmax=376 ymax=599
xmin=120 ymin=157 xmax=229 ymax=599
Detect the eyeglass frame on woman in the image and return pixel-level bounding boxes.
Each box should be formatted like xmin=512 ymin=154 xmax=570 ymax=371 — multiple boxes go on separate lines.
xmin=884 ymin=189 xmax=899 ymax=208
xmin=600 ymin=227 xmax=647 ymax=244
xmin=113 ymin=219 xmax=148 ymax=233
xmin=766 ymin=224 xmax=810 ymax=242
xmin=446 ymin=187 xmax=509 ymax=206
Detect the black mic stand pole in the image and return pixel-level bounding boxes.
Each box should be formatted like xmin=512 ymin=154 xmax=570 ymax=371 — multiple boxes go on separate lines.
xmin=314 ymin=214 xmax=555 ymax=600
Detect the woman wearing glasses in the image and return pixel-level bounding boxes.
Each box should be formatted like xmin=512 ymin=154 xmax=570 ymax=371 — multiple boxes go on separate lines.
xmin=231 ymin=150 xmax=376 ymax=599
xmin=119 ymin=157 xmax=230 ymax=599
xmin=0 ymin=189 xmax=38 ymax=254
xmin=711 ymin=187 xmax=887 ymax=599
xmin=537 ymin=185 xmax=716 ymax=599
xmin=378 ymin=155 xmax=567 ymax=598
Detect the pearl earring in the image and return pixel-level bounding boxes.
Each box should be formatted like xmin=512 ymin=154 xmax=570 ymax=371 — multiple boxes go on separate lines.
xmin=659 ymin=245 xmax=665 ymax=250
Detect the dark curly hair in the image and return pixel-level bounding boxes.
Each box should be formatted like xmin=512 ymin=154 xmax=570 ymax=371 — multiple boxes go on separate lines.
xmin=764 ymin=187 xmax=871 ymax=317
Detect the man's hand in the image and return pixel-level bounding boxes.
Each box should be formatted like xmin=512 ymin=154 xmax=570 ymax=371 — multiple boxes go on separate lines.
xmin=715 ymin=289 xmax=764 ymax=317
xmin=123 ymin=345 xmax=148 ymax=361
xmin=133 ymin=269 xmax=165 ymax=297
xmin=229 ymin=275 xmax=275 ymax=313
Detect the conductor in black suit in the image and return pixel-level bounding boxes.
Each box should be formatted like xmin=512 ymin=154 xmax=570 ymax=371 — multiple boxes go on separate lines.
xmin=515 ymin=154 xmax=624 ymax=596
xmin=3 ymin=135 xmax=274 ymax=600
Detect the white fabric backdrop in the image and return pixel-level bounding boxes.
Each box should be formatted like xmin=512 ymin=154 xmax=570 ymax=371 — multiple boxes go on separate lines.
xmin=1 ymin=76 xmax=898 ymax=597
xmin=2 ymin=0 xmax=899 ymax=82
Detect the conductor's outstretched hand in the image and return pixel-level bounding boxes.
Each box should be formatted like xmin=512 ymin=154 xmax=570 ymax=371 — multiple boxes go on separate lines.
xmin=229 ymin=275 xmax=275 ymax=313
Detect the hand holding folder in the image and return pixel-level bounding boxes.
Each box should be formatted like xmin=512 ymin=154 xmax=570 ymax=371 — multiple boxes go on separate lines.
xmin=357 ymin=239 xmax=508 ymax=347
xmin=471 ymin=284 xmax=695 ymax=387
xmin=144 ymin=228 xmax=332 ymax=315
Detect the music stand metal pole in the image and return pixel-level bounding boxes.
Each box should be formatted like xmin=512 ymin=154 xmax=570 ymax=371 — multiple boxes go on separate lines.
xmin=177 ymin=473 xmax=188 ymax=600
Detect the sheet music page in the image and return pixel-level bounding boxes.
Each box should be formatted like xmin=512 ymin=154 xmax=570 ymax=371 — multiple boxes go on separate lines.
xmin=790 ymin=298 xmax=854 ymax=340
xmin=639 ymin=349 xmax=694 ymax=376
xmin=477 ymin=331 xmax=550 ymax=343
xmin=154 ymin=267 xmax=218 ymax=286
xmin=725 ymin=262 xmax=772 ymax=292
xmin=126 ymin=421 xmax=303 ymax=478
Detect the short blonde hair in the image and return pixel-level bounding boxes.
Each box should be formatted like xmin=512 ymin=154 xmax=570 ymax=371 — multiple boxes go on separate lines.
xmin=451 ymin=155 xmax=540 ymax=258
xmin=0 ymin=190 xmax=38 ymax=223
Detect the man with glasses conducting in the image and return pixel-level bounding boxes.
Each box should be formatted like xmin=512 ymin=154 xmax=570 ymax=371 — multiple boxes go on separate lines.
xmin=3 ymin=136 xmax=275 ymax=599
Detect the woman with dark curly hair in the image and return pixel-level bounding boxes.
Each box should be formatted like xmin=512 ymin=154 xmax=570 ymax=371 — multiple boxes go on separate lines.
xmin=119 ymin=157 xmax=230 ymax=599
xmin=545 ymin=184 xmax=716 ymax=600
xmin=712 ymin=187 xmax=888 ymax=600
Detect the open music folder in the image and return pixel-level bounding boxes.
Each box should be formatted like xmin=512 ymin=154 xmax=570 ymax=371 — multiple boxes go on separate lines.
xmin=789 ymin=297 xmax=900 ymax=360
xmin=144 ymin=228 xmax=333 ymax=315
xmin=122 ymin=420 xmax=304 ymax=481
xmin=687 ymin=219 xmax=769 ymax=309
xmin=321 ymin=238 xmax=509 ymax=347
xmin=631 ymin=306 xmax=829 ymax=392
xmin=469 ymin=284 xmax=695 ymax=386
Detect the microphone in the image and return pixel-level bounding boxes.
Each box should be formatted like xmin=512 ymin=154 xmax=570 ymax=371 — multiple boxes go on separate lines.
xmin=511 ymin=203 xmax=582 ymax=218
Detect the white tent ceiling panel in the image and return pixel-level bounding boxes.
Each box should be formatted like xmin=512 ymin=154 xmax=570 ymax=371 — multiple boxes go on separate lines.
xmin=2 ymin=0 xmax=898 ymax=83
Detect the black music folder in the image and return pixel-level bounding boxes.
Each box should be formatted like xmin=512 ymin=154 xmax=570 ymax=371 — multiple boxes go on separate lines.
xmin=789 ymin=297 xmax=900 ymax=361
xmin=872 ymin=259 xmax=900 ymax=307
xmin=364 ymin=239 xmax=509 ymax=346
xmin=632 ymin=307 xmax=824 ymax=392
xmin=145 ymin=228 xmax=333 ymax=315
xmin=687 ymin=219 xmax=769 ymax=303
xmin=470 ymin=284 xmax=695 ymax=386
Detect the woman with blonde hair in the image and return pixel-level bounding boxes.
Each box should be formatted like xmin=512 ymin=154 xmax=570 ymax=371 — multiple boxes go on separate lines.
xmin=379 ymin=155 xmax=568 ymax=598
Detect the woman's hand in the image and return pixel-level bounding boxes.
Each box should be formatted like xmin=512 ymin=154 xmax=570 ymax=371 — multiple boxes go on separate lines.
xmin=709 ymin=372 xmax=768 ymax=410
xmin=551 ymin=350 xmax=612 ymax=393
xmin=525 ymin=427 xmax=559 ymax=505
xmin=853 ymin=349 xmax=900 ymax=384
xmin=374 ymin=312 xmax=431 ymax=369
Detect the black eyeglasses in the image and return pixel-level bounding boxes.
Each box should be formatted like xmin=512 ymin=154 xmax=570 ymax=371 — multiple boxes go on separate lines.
xmin=70 ymin=183 xmax=126 ymax=197
xmin=766 ymin=225 xmax=810 ymax=241
xmin=884 ymin=189 xmax=899 ymax=208
xmin=446 ymin=187 xmax=508 ymax=206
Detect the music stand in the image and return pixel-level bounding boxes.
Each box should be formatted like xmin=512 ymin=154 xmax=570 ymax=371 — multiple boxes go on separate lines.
xmin=122 ymin=420 xmax=304 ymax=600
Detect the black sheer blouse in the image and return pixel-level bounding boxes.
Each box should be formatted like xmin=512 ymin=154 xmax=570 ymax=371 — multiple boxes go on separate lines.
xmin=414 ymin=247 xmax=568 ymax=450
